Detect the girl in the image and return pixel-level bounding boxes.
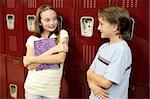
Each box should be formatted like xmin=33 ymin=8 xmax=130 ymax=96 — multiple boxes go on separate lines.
xmin=87 ymin=6 xmax=132 ymax=99
xmin=23 ymin=5 xmax=69 ymax=99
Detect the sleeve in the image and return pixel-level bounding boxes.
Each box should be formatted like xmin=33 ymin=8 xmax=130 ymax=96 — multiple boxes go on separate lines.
xmin=59 ymin=29 xmax=69 ymax=39
xmin=90 ymin=47 xmax=101 ymax=70
xmin=25 ymin=36 xmax=35 ymax=48
xmin=104 ymin=49 xmax=131 ymax=84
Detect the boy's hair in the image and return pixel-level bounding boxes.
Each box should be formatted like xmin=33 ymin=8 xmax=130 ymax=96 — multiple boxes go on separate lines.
xmin=98 ymin=6 xmax=132 ymax=40
xmin=34 ymin=4 xmax=62 ymax=39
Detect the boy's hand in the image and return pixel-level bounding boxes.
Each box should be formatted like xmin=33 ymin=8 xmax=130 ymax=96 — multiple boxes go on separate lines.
xmin=89 ymin=81 xmax=108 ymax=99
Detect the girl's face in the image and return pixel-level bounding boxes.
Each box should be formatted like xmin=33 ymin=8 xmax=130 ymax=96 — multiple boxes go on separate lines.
xmin=40 ymin=9 xmax=58 ymax=32
xmin=97 ymin=16 xmax=116 ymax=39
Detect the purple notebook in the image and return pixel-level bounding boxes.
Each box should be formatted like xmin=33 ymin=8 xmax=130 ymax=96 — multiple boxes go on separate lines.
xmin=34 ymin=38 xmax=59 ymax=71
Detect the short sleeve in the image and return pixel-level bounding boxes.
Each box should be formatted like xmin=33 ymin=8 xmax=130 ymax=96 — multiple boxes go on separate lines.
xmin=104 ymin=49 xmax=132 ymax=84
xmin=26 ymin=36 xmax=37 ymax=48
xmin=59 ymin=29 xmax=69 ymax=39
xmin=90 ymin=47 xmax=101 ymax=70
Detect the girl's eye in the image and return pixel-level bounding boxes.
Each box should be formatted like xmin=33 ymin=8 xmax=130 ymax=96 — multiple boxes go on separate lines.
xmin=45 ymin=18 xmax=50 ymax=22
xmin=44 ymin=17 xmax=57 ymax=22
xmin=52 ymin=17 xmax=57 ymax=21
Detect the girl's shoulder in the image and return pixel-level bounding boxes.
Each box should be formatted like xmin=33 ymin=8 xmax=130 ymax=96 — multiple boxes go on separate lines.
xmin=26 ymin=35 xmax=40 ymax=47
xmin=59 ymin=29 xmax=69 ymax=38
xmin=27 ymin=35 xmax=40 ymax=41
xmin=28 ymin=35 xmax=39 ymax=39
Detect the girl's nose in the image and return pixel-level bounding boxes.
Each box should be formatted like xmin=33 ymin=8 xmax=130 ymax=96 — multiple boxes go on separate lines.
xmin=49 ymin=20 xmax=54 ymax=25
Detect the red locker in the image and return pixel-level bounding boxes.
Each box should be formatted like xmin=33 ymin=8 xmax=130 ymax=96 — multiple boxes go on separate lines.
xmin=112 ymin=0 xmax=149 ymax=98
xmin=69 ymin=0 xmax=109 ymax=98
xmin=0 ymin=1 xmax=7 ymax=99
xmin=3 ymin=0 xmax=23 ymax=57
xmin=75 ymin=0 xmax=109 ymax=70
xmin=0 ymin=54 xmax=7 ymax=99
xmin=6 ymin=56 xmax=25 ymax=99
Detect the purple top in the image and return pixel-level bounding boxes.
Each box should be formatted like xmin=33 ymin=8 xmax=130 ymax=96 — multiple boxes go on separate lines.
xmin=34 ymin=38 xmax=59 ymax=71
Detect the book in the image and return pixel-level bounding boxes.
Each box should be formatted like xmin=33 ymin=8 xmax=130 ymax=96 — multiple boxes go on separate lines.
xmin=34 ymin=38 xmax=59 ymax=71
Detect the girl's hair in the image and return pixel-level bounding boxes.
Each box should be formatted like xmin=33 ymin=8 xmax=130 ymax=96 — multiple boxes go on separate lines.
xmin=34 ymin=4 xmax=62 ymax=38
xmin=98 ymin=6 xmax=132 ymax=40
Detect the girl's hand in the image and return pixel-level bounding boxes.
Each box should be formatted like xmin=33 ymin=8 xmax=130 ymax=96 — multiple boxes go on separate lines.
xmin=23 ymin=56 xmax=31 ymax=67
xmin=55 ymin=43 xmax=68 ymax=52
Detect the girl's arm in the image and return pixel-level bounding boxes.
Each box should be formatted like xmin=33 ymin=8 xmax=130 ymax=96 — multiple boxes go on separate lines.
xmin=23 ymin=44 xmax=40 ymax=70
xmin=23 ymin=37 xmax=69 ymax=69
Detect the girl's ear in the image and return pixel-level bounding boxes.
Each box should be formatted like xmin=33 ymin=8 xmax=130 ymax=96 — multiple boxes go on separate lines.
xmin=39 ymin=23 xmax=42 ymax=26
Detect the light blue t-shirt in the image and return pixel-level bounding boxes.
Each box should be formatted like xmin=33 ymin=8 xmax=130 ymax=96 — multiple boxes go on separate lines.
xmin=89 ymin=40 xmax=132 ymax=99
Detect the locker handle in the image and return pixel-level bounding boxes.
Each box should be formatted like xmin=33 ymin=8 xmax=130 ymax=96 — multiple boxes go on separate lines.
xmin=12 ymin=59 xmax=20 ymax=64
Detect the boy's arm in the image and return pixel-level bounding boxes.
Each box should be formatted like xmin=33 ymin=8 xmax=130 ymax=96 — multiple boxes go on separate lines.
xmin=87 ymin=68 xmax=113 ymax=89
xmin=87 ymin=77 xmax=108 ymax=99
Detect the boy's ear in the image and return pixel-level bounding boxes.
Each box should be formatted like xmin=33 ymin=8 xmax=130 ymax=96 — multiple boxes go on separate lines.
xmin=112 ymin=24 xmax=118 ymax=31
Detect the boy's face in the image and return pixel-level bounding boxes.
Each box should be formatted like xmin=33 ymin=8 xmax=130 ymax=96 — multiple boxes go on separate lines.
xmin=97 ymin=15 xmax=117 ymax=39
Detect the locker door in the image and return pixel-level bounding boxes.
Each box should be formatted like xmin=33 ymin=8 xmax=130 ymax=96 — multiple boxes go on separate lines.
xmin=0 ymin=1 xmax=7 ymax=99
xmin=110 ymin=0 xmax=149 ymax=98
xmin=6 ymin=56 xmax=25 ymax=99
xmin=3 ymin=0 xmax=23 ymax=57
xmin=73 ymin=0 xmax=109 ymax=98
xmin=46 ymin=0 xmax=76 ymax=98
xmin=23 ymin=0 xmax=46 ymax=50
xmin=3 ymin=0 xmax=26 ymax=98
xmin=75 ymin=0 xmax=109 ymax=70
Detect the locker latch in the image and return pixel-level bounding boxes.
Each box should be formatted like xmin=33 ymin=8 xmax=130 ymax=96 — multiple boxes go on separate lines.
xmin=80 ymin=16 xmax=94 ymax=37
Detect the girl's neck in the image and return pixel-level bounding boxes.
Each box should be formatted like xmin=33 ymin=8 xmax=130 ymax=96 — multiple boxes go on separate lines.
xmin=41 ymin=31 xmax=51 ymax=39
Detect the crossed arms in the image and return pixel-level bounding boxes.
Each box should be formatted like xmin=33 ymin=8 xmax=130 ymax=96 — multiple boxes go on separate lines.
xmin=23 ymin=37 xmax=69 ymax=70
xmin=86 ymin=67 xmax=113 ymax=99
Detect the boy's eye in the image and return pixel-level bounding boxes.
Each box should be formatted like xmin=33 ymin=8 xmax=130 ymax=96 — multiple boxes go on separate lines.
xmin=99 ymin=22 xmax=103 ymax=25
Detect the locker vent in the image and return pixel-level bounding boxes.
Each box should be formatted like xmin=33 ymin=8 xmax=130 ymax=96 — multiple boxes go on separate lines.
xmin=82 ymin=45 xmax=96 ymax=65
xmin=9 ymin=36 xmax=17 ymax=52
xmin=82 ymin=0 xmax=96 ymax=8
xmin=110 ymin=0 xmax=139 ymax=8
xmin=122 ymin=0 xmax=138 ymax=8
xmin=47 ymin=0 xmax=64 ymax=8
xmin=7 ymin=0 xmax=15 ymax=8
xmin=28 ymin=0 xmax=37 ymax=8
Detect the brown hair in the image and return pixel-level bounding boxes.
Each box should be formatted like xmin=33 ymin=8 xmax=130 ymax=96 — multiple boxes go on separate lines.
xmin=34 ymin=4 xmax=62 ymax=39
xmin=98 ymin=6 xmax=132 ymax=40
